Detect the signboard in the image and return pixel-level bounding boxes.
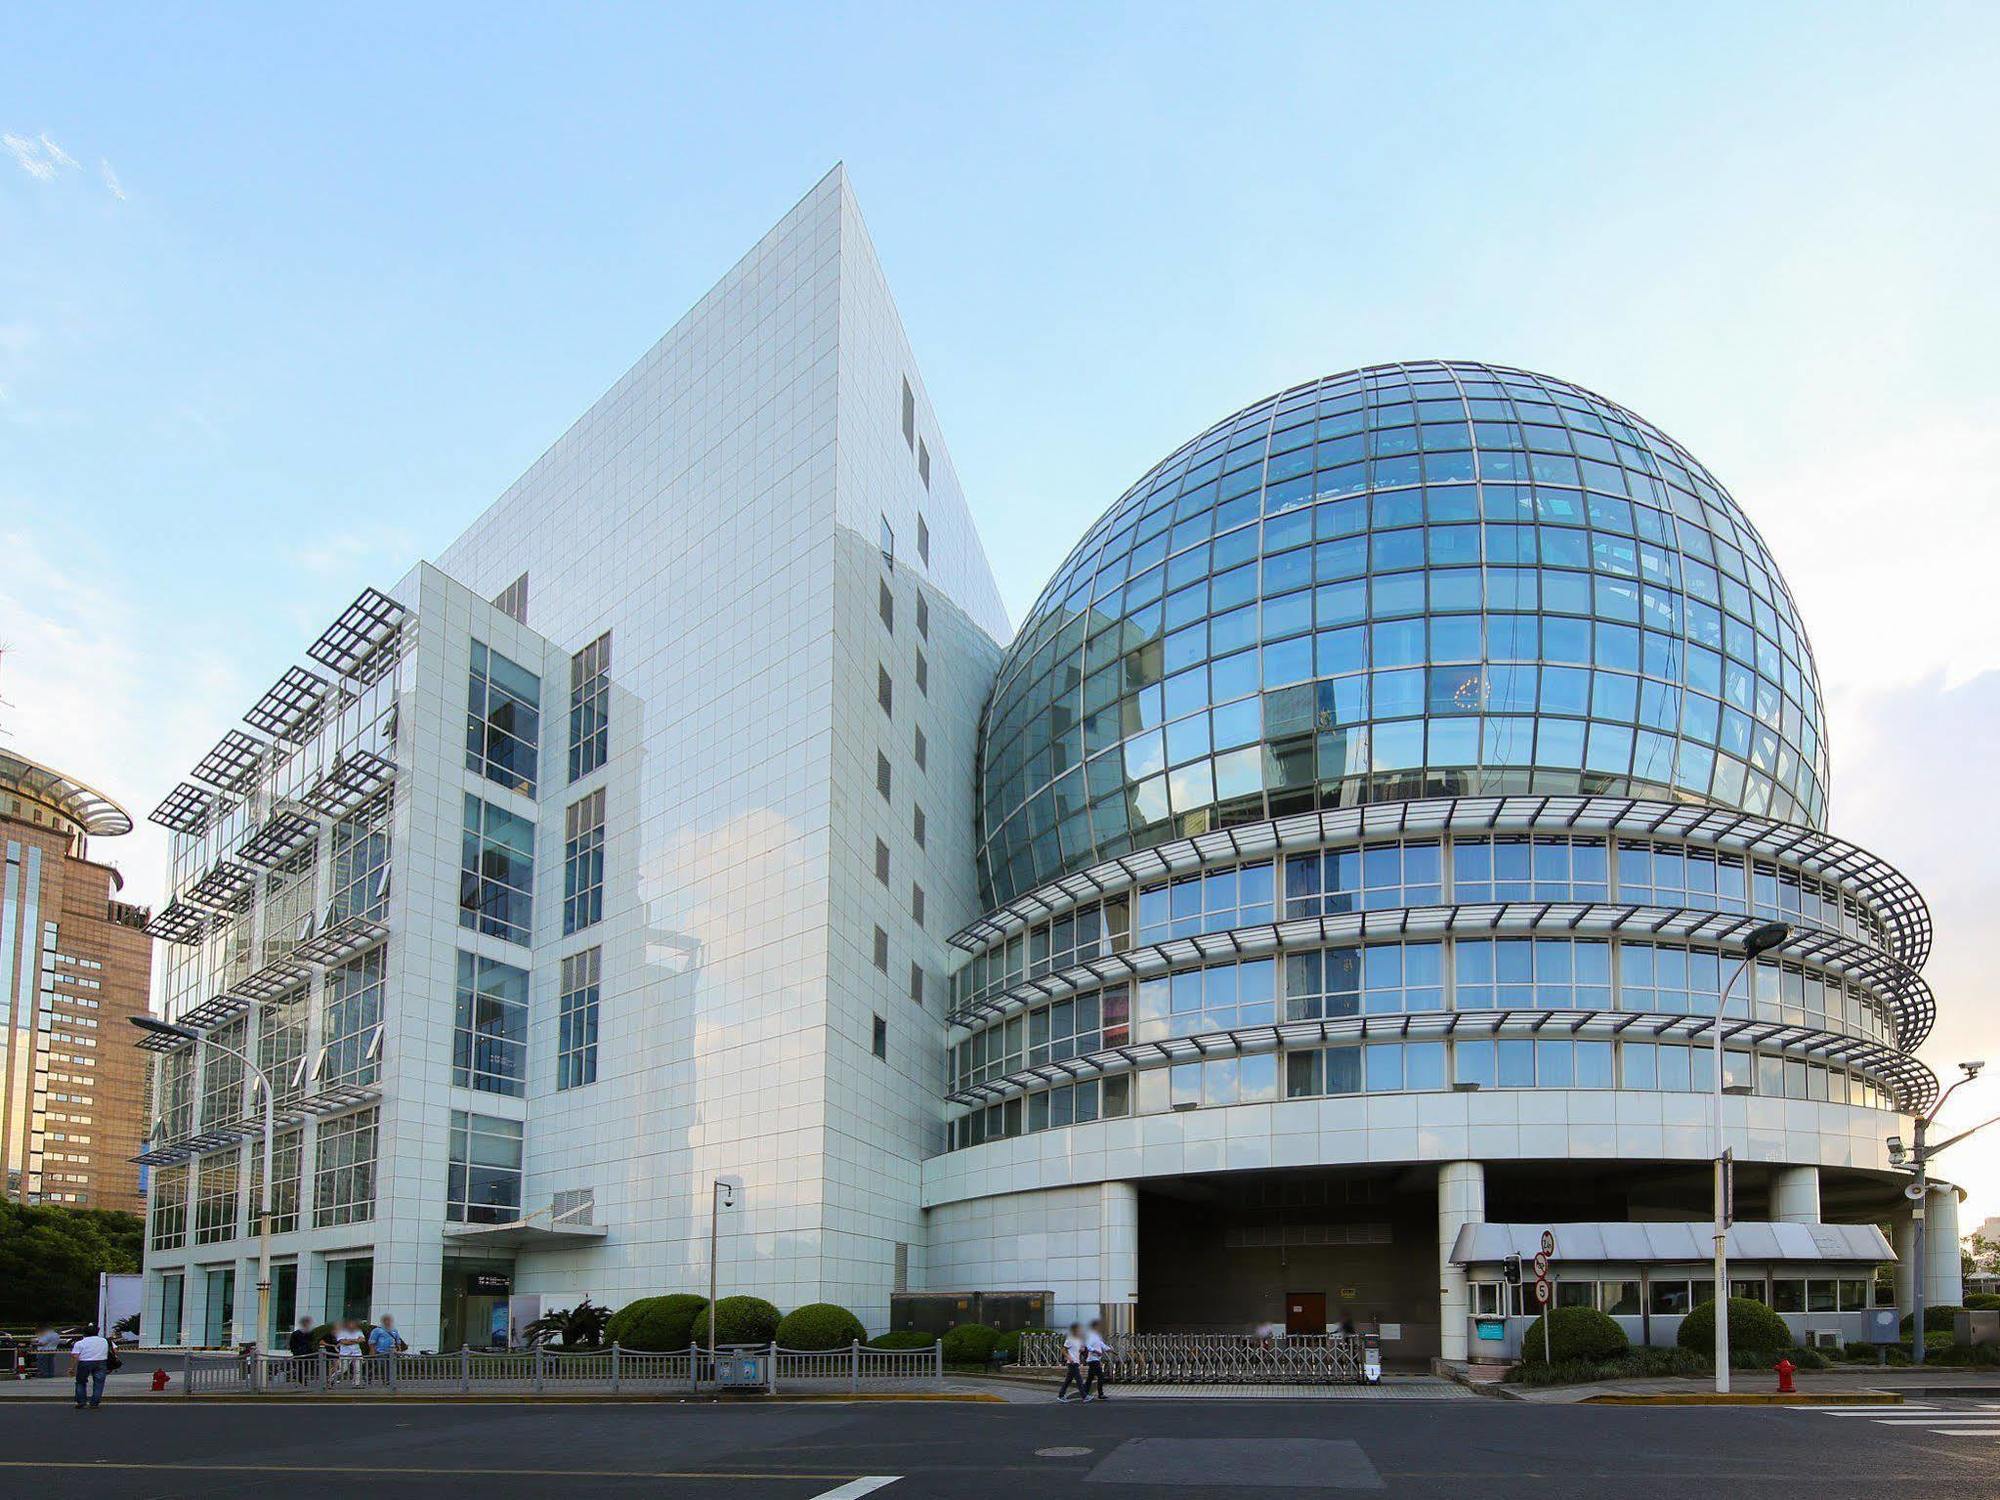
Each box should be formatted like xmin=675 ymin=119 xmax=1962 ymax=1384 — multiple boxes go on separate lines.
xmin=1540 ymin=1230 xmax=1557 ymax=1257
xmin=1533 ymin=1279 xmax=1552 ymax=1306
xmin=468 ymin=1273 xmax=512 ymax=1295
xmin=1531 ymin=1251 xmax=1550 ymax=1279
xmin=1476 ymin=1319 xmax=1507 ymax=1342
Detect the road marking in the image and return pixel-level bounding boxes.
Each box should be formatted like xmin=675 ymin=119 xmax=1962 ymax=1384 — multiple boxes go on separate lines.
xmin=0 ymin=1461 xmax=870 ymax=1481
xmin=1814 ymin=1408 xmax=1940 ymax=1415
xmin=807 ymin=1481 xmax=901 ymax=1499
xmin=1035 ymin=1445 xmax=1094 ymax=1457
xmin=1875 ymin=1417 xmax=1971 ymax=1425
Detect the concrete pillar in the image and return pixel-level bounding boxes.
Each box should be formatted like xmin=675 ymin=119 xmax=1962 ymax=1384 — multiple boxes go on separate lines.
xmin=1925 ymin=1184 xmax=1963 ymax=1311
xmin=1437 ymin=1161 xmax=1486 ymax=1363
xmin=1893 ymin=1211 xmax=1917 ymax=1317
xmin=1769 ymin=1165 xmax=1821 ymax=1224
xmin=1098 ymin=1181 xmax=1139 ymax=1336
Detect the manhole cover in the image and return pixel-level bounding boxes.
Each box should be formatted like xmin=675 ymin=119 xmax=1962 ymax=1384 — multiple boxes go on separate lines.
xmin=1037 ymin=1446 xmax=1094 ymax=1458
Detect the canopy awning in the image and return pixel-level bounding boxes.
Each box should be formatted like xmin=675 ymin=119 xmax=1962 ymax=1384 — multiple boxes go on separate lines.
xmin=1449 ymin=1220 xmax=1893 ymax=1265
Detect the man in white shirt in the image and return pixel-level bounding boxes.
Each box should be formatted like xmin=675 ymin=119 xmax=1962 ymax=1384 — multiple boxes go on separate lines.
xmin=1056 ymin=1323 xmax=1086 ymax=1401
xmin=1083 ymin=1320 xmax=1110 ymax=1402
xmin=70 ymin=1325 xmax=112 ymax=1410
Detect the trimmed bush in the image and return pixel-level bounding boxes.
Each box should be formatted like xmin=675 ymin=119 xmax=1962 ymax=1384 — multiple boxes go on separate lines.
xmin=867 ymin=1329 xmax=937 ymax=1351
xmin=1901 ymin=1304 xmax=1964 ymax=1334
xmin=940 ymin=1322 xmax=1000 ymax=1364
xmin=606 ymin=1295 xmax=707 ymax=1352
xmin=1965 ymin=1293 xmax=2000 ymax=1311
xmin=691 ymin=1295 xmax=781 ymax=1346
xmin=776 ymin=1303 xmax=865 ymax=1351
xmin=1517 ymin=1306 xmax=1629 ymax=1365
xmin=1676 ymin=1298 xmax=1792 ymax=1355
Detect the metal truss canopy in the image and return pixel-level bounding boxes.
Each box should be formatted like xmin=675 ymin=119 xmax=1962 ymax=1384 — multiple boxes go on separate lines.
xmin=952 ymin=794 xmax=1934 ymax=973
xmin=292 ymin=913 xmax=387 ymax=968
xmin=191 ymin=728 xmax=268 ymax=794
xmin=185 ymin=859 xmax=257 ymax=913
xmin=307 ymin=586 xmax=407 ymax=682
xmin=237 ymin=810 xmax=320 ymax=868
xmin=146 ymin=900 xmax=216 ymax=946
xmin=304 ymin=751 xmax=395 ymax=820
xmin=244 ymin=664 xmax=334 ymax=742
xmin=148 ymin=781 xmax=218 ymax=836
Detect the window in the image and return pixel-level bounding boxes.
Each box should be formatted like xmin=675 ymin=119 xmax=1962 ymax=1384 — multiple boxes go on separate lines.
xmin=909 ymin=961 xmax=925 ymax=1005
xmin=447 ymin=1111 xmax=523 ymax=1224
xmin=915 ymin=649 xmax=928 ymax=695
xmin=492 ymin=572 xmax=528 ymax=623
xmin=198 ymin=1019 xmax=246 ymax=1129
xmin=454 ymin=952 xmax=528 ymax=1096
xmin=193 ymin=1153 xmax=238 ymax=1243
xmin=466 ymin=641 xmax=540 ymax=794
xmin=917 ymin=512 xmax=931 ymax=561
xmin=877 ymin=753 xmax=892 ymax=801
xmin=460 ymin=794 xmax=535 ymax=944
xmin=879 ymin=581 xmax=895 ymax=631
xmin=319 ymin=948 xmax=383 ymax=1090
xmin=916 ymin=594 xmax=929 ymax=638
xmin=880 ymin=514 xmax=895 ymax=570
xmin=872 ymin=1015 xmax=888 ymax=1059
xmin=313 ymin=1108 xmax=378 ymax=1228
xmin=874 ymin=839 xmax=891 ymax=883
xmin=901 ymin=377 xmax=915 ymax=447
xmin=563 ymin=789 xmax=606 ymax=934
xmin=873 ymin=926 xmax=889 ymax=971
xmin=878 ymin=667 xmax=894 ymax=716
xmin=568 ymin=631 xmax=611 ymax=782
xmin=250 ymin=1130 xmax=303 ymax=1235
xmin=558 ymin=948 xmax=601 ymax=1090
xmin=911 ymin=883 xmax=926 ymax=927
xmin=914 ymin=727 xmax=927 ymax=770
xmin=912 ymin=805 xmax=926 ymax=849
xmin=918 ymin=439 xmax=930 ymax=490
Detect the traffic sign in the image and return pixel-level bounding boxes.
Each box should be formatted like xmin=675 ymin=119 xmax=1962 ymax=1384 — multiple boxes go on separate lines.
xmin=1540 ymin=1230 xmax=1557 ymax=1257
xmin=1533 ymin=1278 xmax=1552 ymax=1305
xmin=1532 ymin=1251 xmax=1550 ymax=1278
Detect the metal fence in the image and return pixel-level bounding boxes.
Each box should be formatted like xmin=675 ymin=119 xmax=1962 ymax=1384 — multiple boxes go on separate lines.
xmin=179 ymin=1341 xmax=944 ymax=1397
xmin=1015 ymin=1332 xmax=1365 ymax=1384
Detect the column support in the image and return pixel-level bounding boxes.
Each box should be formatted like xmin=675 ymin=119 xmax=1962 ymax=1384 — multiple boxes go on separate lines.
xmin=1769 ymin=1165 xmax=1821 ymax=1225
xmin=1437 ymin=1161 xmax=1486 ymax=1365
xmin=1098 ymin=1181 xmax=1139 ymax=1337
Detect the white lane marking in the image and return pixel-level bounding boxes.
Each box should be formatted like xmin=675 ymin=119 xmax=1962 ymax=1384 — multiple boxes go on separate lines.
xmin=1925 ymin=1428 xmax=2000 ymax=1436
xmin=1876 ymin=1417 xmax=1973 ymax=1425
xmin=1815 ymin=1408 xmax=1939 ymax=1415
xmin=808 ymin=1480 xmax=902 ymax=1499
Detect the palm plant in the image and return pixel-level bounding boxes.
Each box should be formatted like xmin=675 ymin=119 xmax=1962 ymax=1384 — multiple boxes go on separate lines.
xmin=521 ymin=1297 xmax=611 ymax=1349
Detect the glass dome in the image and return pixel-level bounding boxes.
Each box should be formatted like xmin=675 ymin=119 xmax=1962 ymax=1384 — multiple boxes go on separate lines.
xmin=977 ymin=360 xmax=1828 ymax=908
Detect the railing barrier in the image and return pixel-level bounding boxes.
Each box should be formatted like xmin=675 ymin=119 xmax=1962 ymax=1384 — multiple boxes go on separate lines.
xmin=1014 ymin=1331 xmax=1366 ymax=1384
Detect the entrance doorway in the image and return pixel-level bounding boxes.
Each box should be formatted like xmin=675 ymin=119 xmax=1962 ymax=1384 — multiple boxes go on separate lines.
xmin=1285 ymin=1290 xmax=1326 ymax=1337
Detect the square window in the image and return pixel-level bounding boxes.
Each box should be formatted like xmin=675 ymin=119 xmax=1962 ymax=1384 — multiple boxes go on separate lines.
xmin=872 ymin=1014 xmax=888 ymax=1058
xmin=912 ymin=883 xmax=926 ymax=927
xmin=873 ymin=926 xmax=889 ymax=971
xmin=913 ymin=805 xmax=926 ymax=848
xmin=918 ymin=440 xmax=931 ymax=490
xmin=909 ymin=962 xmax=925 ymax=1006
xmin=914 ymin=727 xmax=927 ymax=770
xmin=916 ymin=594 xmax=930 ymax=638
xmin=915 ymin=650 xmax=928 ymax=695
xmin=877 ymin=753 xmax=892 ymax=801
xmin=878 ymin=667 xmax=894 ymax=716
xmin=879 ymin=581 xmax=894 ymax=631
xmin=874 ymin=839 xmax=890 ymax=884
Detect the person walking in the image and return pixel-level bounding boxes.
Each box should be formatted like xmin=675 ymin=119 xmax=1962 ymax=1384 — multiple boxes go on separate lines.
xmin=1055 ymin=1323 xmax=1087 ymax=1401
xmin=366 ymin=1314 xmax=406 ymax=1384
xmin=31 ymin=1325 xmax=60 ymax=1380
xmin=70 ymin=1324 xmax=111 ymax=1410
xmin=1083 ymin=1319 xmax=1110 ymax=1402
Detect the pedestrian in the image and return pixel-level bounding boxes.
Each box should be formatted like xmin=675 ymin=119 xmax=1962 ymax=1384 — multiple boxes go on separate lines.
xmin=287 ymin=1316 xmax=317 ymax=1383
xmin=70 ymin=1324 xmax=111 ymax=1410
xmin=1055 ymin=1322 xmax=1086 ymax=1401
xmin=31 ymin=1324 xmax=60 ymax=1380
xmin=333 ymin=1319 xmax=365 ymax=1383
xmin=1083 ymin=1319 xmax=1110 ymax=1402
xmin=366 ymin=1313 xmax=406 ymax=1383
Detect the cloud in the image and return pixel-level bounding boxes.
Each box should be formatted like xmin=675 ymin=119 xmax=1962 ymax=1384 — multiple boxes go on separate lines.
xmin=3 ymin=131 xmax=79 ymax=182
xmin=98 ymin=157 xmax=125 ymax=201
xmin=289 ymin=522 xmax=420 ymax=579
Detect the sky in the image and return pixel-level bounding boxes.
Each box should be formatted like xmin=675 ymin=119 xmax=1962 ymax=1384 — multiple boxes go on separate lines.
xmin=2 ymin=3 xmax=1996 ymax=1227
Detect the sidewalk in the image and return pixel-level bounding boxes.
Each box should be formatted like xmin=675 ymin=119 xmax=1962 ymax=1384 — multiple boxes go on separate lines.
xmin=1502 ymin=1367 xmax=2000 ymax=1404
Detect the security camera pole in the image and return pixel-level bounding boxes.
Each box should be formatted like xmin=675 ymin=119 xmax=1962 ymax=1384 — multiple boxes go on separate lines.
xmin=1710 ymin=921 xmax=1790 ymax=1394
xmin=1896 ymin=1062 xmax=1989 ymax=1365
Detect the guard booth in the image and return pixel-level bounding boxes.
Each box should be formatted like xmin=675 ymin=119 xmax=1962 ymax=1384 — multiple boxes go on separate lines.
xmin=1449 ymin=1221 xmax=1896 ymax=1362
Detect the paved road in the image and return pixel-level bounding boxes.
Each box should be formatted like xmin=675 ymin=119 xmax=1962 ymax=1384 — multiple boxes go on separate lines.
xmin=3 ymin=1394 xmax=1998 ymax=1497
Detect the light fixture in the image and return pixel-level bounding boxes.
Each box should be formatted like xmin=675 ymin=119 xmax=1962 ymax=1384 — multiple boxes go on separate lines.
xmin=129 ymin=1014 xmax=198 ymax=1042
xmin=1885 ymin=1134 xmax=1906 ymax=1166
xmin=1743 ymin=922 xmax=1791 ymax=957
xmin=1960 ymin=1061 xmax=1985 ymax=1081
xmin=1452 ymin=1081 xmax=1482 ymax=1093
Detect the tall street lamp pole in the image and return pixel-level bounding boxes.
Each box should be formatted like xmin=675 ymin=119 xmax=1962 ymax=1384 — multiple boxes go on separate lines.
xmin=1889 ymin=1062 xmax=1988 ymax=1365
xmin=1710 ymin=921 xmax=1791 ymax=1395
xmin=132 ymin=1015 xmax=276 ymax=1386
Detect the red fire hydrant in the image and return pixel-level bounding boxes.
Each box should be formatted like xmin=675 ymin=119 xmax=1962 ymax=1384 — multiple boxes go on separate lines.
xmin=151 ymin=1368 xmax=170 ymax=1393
xmin=1774 ymin=1357 xmax=1796 ymax=1394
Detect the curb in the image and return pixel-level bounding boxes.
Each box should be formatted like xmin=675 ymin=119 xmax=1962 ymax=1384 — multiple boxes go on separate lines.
xmin=1583 ymin=1391 xmax=1903 ymax=1406
xmin=2 ymin=1391 xmax=1007 ymax=1406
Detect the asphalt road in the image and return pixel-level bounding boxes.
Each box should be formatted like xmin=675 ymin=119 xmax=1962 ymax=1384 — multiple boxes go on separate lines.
xmin=3 ymin=1394 xmax=1998 ymax=1498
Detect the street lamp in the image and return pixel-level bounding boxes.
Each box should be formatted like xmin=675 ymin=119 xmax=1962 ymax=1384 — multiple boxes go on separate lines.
xmin=1897 ymin=1060 xmax=1989 ymax=1365
xmin=132 ymin=1015 xmax=277 ymax=1384
xmin=706 ymin=1175 xmax=740 ymax=1377
xmin=1710 ymin=920 xmax=1790 ymax=1394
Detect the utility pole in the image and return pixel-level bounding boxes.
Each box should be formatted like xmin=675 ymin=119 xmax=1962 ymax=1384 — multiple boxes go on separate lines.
xmin=1890 ymin=1064 xmax=1991 ymax=1365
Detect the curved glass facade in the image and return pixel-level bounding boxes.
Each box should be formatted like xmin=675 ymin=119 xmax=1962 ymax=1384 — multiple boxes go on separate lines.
xmin=977 ymin=360 xmax=1829 ymax=909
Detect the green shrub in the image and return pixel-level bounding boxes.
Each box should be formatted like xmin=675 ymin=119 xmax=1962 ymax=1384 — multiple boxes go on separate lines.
xmin=1964 ymin=1293 xmax=2000 ymax=1311
xmin=606 ymin=1295 xmax=707 ymax=1352
xmin=1517 ymin=1306 xmax=1629 ymax=1365
xmin=1901 ymin=1304 xmax=1964 ymax=1334
xmin=1925 ymin=1329 xmax=1954 ymax=1353
xmin=1504 ymin=1345 xmax=1704 ymax=1386
xmin=867 ymin=1329 xmax=937 ymax=1350
xmin=775 ymin=1303 xmax=865 ymax=1351
xmin=691 ymin=1296 xmax=781 ymax=1346
xmin=1842 ymin=1340 xmax=1888 ymax=1362
xmin=940 ymin=1322 xmax=1000 ymax=1364
xmin=993 ymin=1327 xmax=1048 ymax=1362
xmin=1786 ymin=1345 xmax=1829 ymax=1370
xmin=1676 ymin=1298 xmax=1792 ymax=1355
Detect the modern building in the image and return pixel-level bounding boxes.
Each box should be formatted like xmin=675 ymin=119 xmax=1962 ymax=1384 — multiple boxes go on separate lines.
xmin=2 ymin=749 xmax=153 ymax=1213
xmin=135 ymin=168 xmax=1959 ymax=1359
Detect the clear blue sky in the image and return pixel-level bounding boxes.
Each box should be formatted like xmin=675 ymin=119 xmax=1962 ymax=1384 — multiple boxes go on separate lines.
xmin=4 ymin=3 xmax=1997 ymax=1223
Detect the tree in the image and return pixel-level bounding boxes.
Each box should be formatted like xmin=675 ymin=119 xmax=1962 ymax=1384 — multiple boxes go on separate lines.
xmin=521 ymin=1298 xmax=612 ymax=1349
xmin=0 ymin=1203 xmax=143 ymax=1324
xmin=1964 ymin=1232 xmax=1999 ymax=1279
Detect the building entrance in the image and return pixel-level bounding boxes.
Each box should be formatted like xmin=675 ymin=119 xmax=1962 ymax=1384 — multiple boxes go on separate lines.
xmin=1285 ymin=1290 xmax=1326 ymax=1337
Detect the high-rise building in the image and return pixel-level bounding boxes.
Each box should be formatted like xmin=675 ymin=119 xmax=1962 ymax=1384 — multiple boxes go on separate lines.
xmin=136 ymin=169 xmax=1955 ymax=1359
xmin=1 ymin=749 xmax=153 ymax=1213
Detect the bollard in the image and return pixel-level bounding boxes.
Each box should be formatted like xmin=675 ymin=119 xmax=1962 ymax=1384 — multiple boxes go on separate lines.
xmin=611 ymin=1342 xmax=621 ymax=1394
xmin=851 ymin=1338 xmax=860 ymax=1395
xmin=532 ymin=1344 xmax=545 ymax=1394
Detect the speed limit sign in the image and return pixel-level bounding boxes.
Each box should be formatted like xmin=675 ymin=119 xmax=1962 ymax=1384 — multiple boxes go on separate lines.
xmin=1534 ymin=1278 xmax=1552 ymax=1306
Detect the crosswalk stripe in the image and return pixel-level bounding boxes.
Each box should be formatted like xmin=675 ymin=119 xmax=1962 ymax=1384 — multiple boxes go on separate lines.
xmin=1924 ymin=1428 xmax=2000 ymax=1436
xmin=1876 ymin=1417 xmax=1969 ymax=1425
